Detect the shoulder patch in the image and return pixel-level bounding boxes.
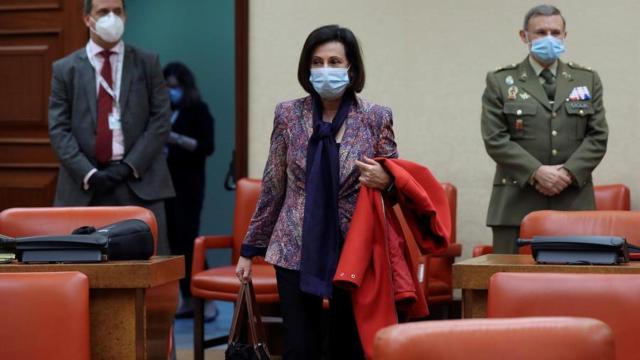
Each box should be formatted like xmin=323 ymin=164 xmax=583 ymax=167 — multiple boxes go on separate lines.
xmin=566 ymin=61 xmax=593 ymax=72
xmin=493 ymin=63 xmax=517 ymax=73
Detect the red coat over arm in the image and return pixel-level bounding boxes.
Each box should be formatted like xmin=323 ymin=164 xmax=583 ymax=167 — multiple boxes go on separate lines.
xmin=333 ymin=158 xmax=451 ymax=358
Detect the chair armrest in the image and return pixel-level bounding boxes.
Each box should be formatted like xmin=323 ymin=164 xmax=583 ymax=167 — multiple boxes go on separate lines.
xmin=192 ymin=235 xmax=233 ymax=275
xmin=472 ymin=244 xmax=494 ymax=257
xmin=431 ymin=243 xmax=462 ymax=258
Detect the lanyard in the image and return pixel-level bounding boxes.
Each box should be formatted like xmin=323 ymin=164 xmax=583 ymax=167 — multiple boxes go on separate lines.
xmin=87 ymin=48 xmax=123 ymax=111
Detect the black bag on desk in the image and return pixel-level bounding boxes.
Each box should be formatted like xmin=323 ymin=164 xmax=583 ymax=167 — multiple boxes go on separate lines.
xmin=528 ymin=236 xmax=629 ymax=265
xmin=72 ymin=219 xmax=154 ymax=261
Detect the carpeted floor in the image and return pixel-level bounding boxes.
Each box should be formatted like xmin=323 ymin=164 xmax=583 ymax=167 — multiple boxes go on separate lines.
xmin=174 ymin=301 xmax=231 ymax=359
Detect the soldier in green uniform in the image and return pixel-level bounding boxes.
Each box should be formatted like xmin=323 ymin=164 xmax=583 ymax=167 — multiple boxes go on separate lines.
xmin=481 ymin=4 xmax=608 ymax=254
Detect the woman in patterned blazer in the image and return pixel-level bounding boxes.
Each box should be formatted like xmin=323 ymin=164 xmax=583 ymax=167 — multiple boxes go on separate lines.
xmin=235 ymin=25 xmax=398 ymax=359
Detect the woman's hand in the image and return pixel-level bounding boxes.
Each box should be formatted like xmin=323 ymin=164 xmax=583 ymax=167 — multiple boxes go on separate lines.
xmin=355 ymin=156 xmax=392 ymax=190
xmin=235 ymin=256 xmax=253 ymax=282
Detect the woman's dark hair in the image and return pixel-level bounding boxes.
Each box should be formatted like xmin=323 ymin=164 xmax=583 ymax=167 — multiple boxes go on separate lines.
xmin=297 ymin=25 xmax=365 ymax=95
xmin=163 ymin=62 xmax=201 ymax=108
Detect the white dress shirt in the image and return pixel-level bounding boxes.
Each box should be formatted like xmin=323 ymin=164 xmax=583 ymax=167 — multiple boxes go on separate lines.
xmin=84 ymin=39 xmax=127 ymax=187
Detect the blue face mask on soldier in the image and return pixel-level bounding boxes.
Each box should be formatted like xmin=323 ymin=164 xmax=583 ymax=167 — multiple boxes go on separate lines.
xmin=169 ymin=88 xmax=183 ymax=105
xmin=309 ymin=67 xmax=350 ymax=100
xmin=529 ymin=35 xmax=565 ymax=63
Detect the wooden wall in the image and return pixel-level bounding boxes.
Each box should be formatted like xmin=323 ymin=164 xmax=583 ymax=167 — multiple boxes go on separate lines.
xmin=0 ymin=0 xmax=87 ymax=210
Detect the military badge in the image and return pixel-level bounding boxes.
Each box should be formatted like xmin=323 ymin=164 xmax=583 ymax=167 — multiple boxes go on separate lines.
xmin=505 ymin=75 xmax=514 ymax=85
xmin=519 ymin=92 xmax=530 ymax=100
xmin=507 ymin=86 xmax=518 ymax=100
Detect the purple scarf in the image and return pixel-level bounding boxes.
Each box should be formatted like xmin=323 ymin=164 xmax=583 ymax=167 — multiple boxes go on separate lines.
xmin=299 ymin=92 xmax=354 ymax=297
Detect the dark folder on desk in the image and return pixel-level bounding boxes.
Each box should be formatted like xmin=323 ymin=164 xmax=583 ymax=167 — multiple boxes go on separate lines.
xmin=15 ymin=234 xmax=107 ymax=263
xmin=526 ymin=236 xmax=629 ymax=265
xmin=0 ymin=219 xmax=153 ymax=263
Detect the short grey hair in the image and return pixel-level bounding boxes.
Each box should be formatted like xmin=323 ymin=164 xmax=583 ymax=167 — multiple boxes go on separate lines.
xmin=83 ymin=0 xmax=125 ymax=15
xmin=523 ymin=4 xmax=566 ymax=30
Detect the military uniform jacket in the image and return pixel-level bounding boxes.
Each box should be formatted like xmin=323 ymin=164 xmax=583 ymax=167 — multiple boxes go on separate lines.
xmin=482 ymin=58 xmax=608 ymax=226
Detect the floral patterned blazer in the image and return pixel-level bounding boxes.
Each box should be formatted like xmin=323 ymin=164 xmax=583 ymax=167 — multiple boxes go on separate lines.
xmin=242 ymin=95 xmax=398 ymax=270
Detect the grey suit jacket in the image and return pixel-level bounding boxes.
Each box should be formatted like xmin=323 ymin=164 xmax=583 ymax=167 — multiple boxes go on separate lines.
xmin=48 ymin=43 xmax=175 ymax=205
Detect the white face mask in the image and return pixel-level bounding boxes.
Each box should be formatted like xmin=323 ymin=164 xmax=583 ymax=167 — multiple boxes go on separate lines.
xmin=91 ymin=12 xmax=125 ymax=43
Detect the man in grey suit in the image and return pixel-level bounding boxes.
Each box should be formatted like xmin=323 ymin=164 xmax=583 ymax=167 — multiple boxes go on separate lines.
xmin=48 ymin=0 xmax=175 ymax=254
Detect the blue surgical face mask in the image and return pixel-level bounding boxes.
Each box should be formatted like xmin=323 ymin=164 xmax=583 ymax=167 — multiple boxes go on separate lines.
xmin=169 ymin=87 xmax=183 ymax=105
xmin=309 ymin=67 xmax=350 ymax=100
xmin=529 ymin=35 xmax=565 ymax=63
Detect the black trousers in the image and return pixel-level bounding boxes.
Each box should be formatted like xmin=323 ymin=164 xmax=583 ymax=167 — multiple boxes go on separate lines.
xmin=275 ymin=266 xmax=364 ymax=360
xmin=165 ymin=194 xmax=202 ymax=298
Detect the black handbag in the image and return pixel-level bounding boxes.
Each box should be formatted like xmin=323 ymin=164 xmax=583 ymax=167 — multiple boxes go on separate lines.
xmin=525 ymin=235 xmax=630 ymax=265
xmin=225 ymin=280 xmax=271 ymax=360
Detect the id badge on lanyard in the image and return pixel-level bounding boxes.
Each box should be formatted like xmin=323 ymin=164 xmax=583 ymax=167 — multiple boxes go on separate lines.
xmin=91 ymin=53 xmax=122 ymax=130
xmin=98 ymin=75 xmax=122 ymax=130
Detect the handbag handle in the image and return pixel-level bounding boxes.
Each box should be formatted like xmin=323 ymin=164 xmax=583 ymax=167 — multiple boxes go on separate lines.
xmin=227 ymin=280 xmax=270 ymax=351
xmin=244 ymin=280 xmax=269 ymax=347
xmin=227 ymin=279 xmax=248 ymax=344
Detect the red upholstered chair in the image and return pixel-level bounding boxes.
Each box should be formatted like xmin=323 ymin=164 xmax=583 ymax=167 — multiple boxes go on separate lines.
xmin=594 ymin=183 xmax=631 ymax=210
xmin=488 ymin=272 xmax=640 ymax=360
xmin=373 ymin=317 xmax=614 ymax=360
xmin=0 ymin=271 xmax=90 ymax=360
xmin=0 ymin=206 xmax=177 ymax=359
xmin=425 ymin=183 xmax=462 ymax=307
xmin=472 ymin=183 xmax=631 ymax=256
xmin=191 ymin=178 xmax=278 ymax=360
xmin=518 ymin=210 xmax=640 ymax=254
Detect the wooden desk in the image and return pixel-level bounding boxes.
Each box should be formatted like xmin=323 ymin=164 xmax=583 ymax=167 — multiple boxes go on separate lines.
xmin=453 ymin=254 xmax=640 ymax=318
xmin=0 ymin=256 xmax=184 ymax=359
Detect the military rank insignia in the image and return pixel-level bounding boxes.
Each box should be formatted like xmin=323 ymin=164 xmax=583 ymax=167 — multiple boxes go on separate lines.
xmin=569 ymin=86 xmax=592 ymax=101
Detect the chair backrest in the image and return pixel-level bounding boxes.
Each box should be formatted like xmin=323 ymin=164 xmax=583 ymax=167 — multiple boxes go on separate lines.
xmin=231 ymin=178 xmax=262 ymax=262
xmin=441 ymin=183 xmax=457 ymax=243
xmin=0 ymin=271 xmax=90 ymax=360
xmin=594 ymin=184 xmax=630 ymax=210
xmin=373 ymin=317 xmax=614 ymax=360
xmin=426 ymin=183 xmax=458 ymax=301
xmin=519 ymin=210 xmax=640 ymax=254
xmin=473 ymin=184 xmax=631 ymax=257
xmin=0 ymin=206 xmax=158 ymax=254
xmin=488 ymin=272 xmax=640 ymax=360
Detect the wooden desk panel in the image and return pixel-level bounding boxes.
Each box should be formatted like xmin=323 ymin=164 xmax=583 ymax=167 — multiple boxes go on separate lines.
xmin=0 ymin=256 xmax=184 ymax=359
xmin=453 ymin=254 xmax=640 ymax=318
